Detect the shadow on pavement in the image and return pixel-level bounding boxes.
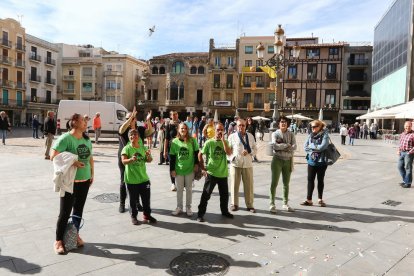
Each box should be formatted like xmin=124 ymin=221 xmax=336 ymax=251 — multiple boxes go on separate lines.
xmin=0 ymin=254 xmax=42 ymax=274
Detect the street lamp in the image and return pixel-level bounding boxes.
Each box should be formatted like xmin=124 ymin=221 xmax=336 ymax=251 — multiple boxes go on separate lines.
xmin=257 ymin=24 xmax=301 ymax=131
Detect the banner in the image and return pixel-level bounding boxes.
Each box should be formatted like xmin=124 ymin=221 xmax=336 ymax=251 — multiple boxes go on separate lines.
xmin=264 ymin=103 xmax=271 ymax=112
xmin=247 ymin=102 xmax=254 ymax=111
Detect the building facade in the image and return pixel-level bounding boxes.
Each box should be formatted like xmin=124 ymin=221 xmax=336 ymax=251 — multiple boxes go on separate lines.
xmin=0 ymin=18 xmax=26 ymax=125
xmin=371 ymin=0 xmax=414 ymax=109
xmin=147 ymin=53 xmax=208 ymax=119
xmin=25 ymin=34 xmax=59 ymax=124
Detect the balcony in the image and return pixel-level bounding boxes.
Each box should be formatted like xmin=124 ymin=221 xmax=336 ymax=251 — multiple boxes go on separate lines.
xmin=15 ymin=59 xmax=25 ymax=67
xmin=29 ymin=75 xmax=41 ymax=83
xmin=307 ymin=73 xmax=317 ymax=80
xmin=142 ymin=100 xmax=159 ymax=106
xmin=63 ymin=88 xmax=75 ymax=94
xmin=347 ymin=73 xmax=367 ymax=82
xmin=63 ymin=75 xmax=75 ymax=81
xmin=0 ymin=99 xmax=24 ymax=107
xmin=16 ymin=81 xmax=26 ymax=90
xmin=165 ymin=99 xmax=185 ymax=106
xmin=343 ymin=90 xmax=370 ymax=97
xmin=1 ymin=79 xmax=15 ymax=88
xmin=1 ymin=39 xmax=12 ymax=48
xmin=104 ymin=70 xmax=123 ymax=77
xmin=29 ymin=53 xmax=42 ymax=63
xmin=1 ymin=55 xmax=13 ymax=65
xmin=45 ymin=57 xmax=56 ymax=66
xmin=348 ymin=58 xmax=369 ymax=66
xmin=45 ymin=78 xmax=56 ymax=85
xmin=15 ymin=43 xmax=25 ymax=52
xmin=81 ymin=75 xmax=94 ymax=81
xmin=194 ymin=100 xmax=203 ymax=106
xmin=28 ymin=96 xmax=55 ymax=104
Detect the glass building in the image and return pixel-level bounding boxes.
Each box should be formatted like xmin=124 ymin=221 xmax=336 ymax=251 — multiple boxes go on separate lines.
xmin=371 ymin=0 xmax=414 ymax=109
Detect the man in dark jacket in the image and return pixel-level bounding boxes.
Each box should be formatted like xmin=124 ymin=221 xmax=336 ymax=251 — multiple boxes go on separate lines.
xmin=44 ymin=111 xmax=56 ymax=159
xmin=0 ymin=111 xmax=10 ymax=145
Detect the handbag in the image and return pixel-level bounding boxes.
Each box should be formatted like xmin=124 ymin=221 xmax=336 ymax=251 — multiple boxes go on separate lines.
xmin=325 ymin=138 xmax=341 ymax=165
xmin=63 ymin=215 xmax=84 ymax=251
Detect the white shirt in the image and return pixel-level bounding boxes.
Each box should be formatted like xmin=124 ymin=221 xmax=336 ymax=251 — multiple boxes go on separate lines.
xmin=227 ymin=132 xmax=257 ymax=168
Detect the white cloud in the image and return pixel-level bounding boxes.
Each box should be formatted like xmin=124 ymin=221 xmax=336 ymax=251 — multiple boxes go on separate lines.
xmin=0 ymin=0 xmax=394 ymax=58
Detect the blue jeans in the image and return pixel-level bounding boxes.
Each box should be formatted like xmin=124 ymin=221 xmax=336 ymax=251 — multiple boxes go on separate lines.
xmin=349 ymin=137 xmax=354 ymax=145
xmin=1 ymin=129 xmax=6 ymax=144
xmin=33 ymin=127 xmax=39 ymax=138
xmin=398 ymin=152 xmax=413 ymax=184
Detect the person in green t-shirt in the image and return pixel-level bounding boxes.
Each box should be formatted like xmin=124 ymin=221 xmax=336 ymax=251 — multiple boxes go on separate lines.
xmin=169 ymin=123 xmax=199 ymax=217
xmin=196 ymin=123 xmax=233 ymax=222
xmin=121 ymin=129 xmax=157 ymax=225
xmin=50 ymin=113 xmax=94 ymax=255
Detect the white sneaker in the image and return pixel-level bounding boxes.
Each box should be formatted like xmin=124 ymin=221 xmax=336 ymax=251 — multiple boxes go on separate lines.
xmin=282 ymin=204 xmax=295 ymax=212
xmin=172 ymin=207 xmax=182 ymax=216
xmin=186 ymin=207 xmax=193 ymax=216
xmin=171 ymin=184 xmax=177 ymax=191
xmin=269 ymin=205 xmax=277 ymax=213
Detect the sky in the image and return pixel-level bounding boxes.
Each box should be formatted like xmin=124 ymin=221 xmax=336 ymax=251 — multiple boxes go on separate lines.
xmin=1 ymin=0 xmax=394 ymax=60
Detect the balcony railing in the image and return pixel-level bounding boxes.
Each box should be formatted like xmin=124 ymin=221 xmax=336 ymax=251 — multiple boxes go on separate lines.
xmin=63 ymin=75 xmax=75 ymax=81
xmin=45 ymin=57 xmax=56 ymax=66
xmin=166 ymin=99 xmax=185 ymax=106
xmin=1 ymin=55 xmax=13 ymax=65
xmin=194 ymin=100 xmax=203 ymax=106
xmin=347 ymin=73 xmax=367 ymax=82
xmin=1 ymin=39 xmax=12 ymax=48
xmin=142 ymin=100 xmax=159 ymax=105
xmin=15 ymin=59 xmax=25 ymax=67
xmin=16 ymin=81 xmax=26 ymax=89
xmin=15 ymin=43 xmax=25 ymax=52
xmin=45 ymin=78 xmax=56 ymax=85
xmin=348 ymin=58 xmax=369 ymax=66
xmin=63 ymin=88 xmax=75 ymax=94
xmin=1 ymin=79 xmax=15 ymax=88
xmin=28 ymin=96 xmax=55 ymax=104
xmin=0 ymin=99 xmax=24 ymax=107
xmin=307 ymin=73 xmax=317 ymax=80
xmin=325 ymin=73 xmax=337 ymax=80
xmin=104 ymin=70 xmax=123 ymax=77
xmin=29 ymin=53 xmax=42 ymax=62
xmin=29 ymin=75 xmax=41 ymax=82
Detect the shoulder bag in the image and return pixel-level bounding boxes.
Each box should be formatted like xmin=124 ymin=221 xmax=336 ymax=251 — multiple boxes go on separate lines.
xmin=325 ymin=138 xmax=341 ymax=165
xmin=63 ymin=215 xmax=84 ymax=251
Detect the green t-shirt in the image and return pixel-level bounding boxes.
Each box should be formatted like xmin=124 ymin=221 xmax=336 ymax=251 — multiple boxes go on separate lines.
xmin=170 ymin=137 xmax=199 ymax=176
xmin=201 ymin=139 xmax=229 ymax=178
xmin=121 ymin=142 xmax=150 ymax=184
xmin=52 ymin=132 xmax=92 ymax=181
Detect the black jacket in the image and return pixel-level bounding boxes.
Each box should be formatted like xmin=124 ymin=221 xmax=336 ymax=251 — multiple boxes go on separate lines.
xmin=44 ymin=117 xmax=56 ymax=135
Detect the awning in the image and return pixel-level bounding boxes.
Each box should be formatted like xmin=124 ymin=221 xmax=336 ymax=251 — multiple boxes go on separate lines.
xmin=357 ymin=101 xmax=414 ymax=120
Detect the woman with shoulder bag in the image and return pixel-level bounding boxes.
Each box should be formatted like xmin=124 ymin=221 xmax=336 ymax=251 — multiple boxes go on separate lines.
xmin=301 ymin=119 xmax=329 ymax=207
xmin=169 ymin=123 xmax=200 ymax=217
xmin=50 ymin=113 xmax=94 ymax=254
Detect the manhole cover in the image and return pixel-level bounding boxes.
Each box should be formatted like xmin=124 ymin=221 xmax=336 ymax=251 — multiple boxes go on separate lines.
xmin=93 ymin=193 xmax=119 ymax=203
xmin=382 ymin=200 xmax=402 ymax=206
xmin=170 ymin=252 xmax=230 ymax=276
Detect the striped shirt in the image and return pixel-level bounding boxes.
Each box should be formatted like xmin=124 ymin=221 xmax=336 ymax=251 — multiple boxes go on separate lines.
xmin=399 ymin=131 xmax=414 ymax=154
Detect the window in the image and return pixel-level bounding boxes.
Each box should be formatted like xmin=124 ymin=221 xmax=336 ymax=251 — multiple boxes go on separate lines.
xmin=326 ymin=64 xmax=336 ymax=79
xmin=306 ymin=89 xmax=316 ymax=107
xmin=286 ymin=89 xmax=297 ymax=106
xmin=245 ymin=60 xmax=252 ymax=67
xmin=159 ymin=66 xmax=165 ymax=74
xmin=227 ymin=57 xmax=234 ymax=67
xmin=255 ymin=76 xmax=264 ymax=87
xmin=69 ymin=70 xmax=74 ymax=76
xmin=213 ymin=74 xmax=220 ymax=88
xmin=82 ymin=67 xmax=92 ymax=77
xmin=288 ymin=66 xmax=297 ymax=79
xmin=256 ymin=60 xmax=263 ymax=67
xmin=67 ymin=82 xmax=74 ymax=90
xmin=172 ymin=61 xmax=185 ymax=74
xmin=152 ymin=89 xmax=158 ymax=100
xmin=244 ymin=76 xmax=251 ymax=87
xmin=106 ymin=80 xmax=117 ymax=89
xmin=329 ymin=48 xmax=339 ymax=56
xmin=2 ymin=89 xmax=8 ymax=105
xmin=245 ymin=46 xmax=253 ymax=54
xmin=190 ymin=66 xmax=197 ymax=74
xmin=106 ymin=65 xmax=112 ymax=71
xmin=196 ymin=89 xmax=203 ymax=104
xmin=268 ymin=46 xmax=274 ymax=54
xmin=31 ymin=88 xmax=37 ymax=102
xmin=306 ymin=48 xmax=320 ymax=58
xmin=325 ymin=90 xmax=336 ymax=106
xmin=243 ymin=93 xmax=251 ymax=106
xmin=46 ymin=90 xmax=51 ymax=103
xmin=82 ymin=82 xmax=92 ymax=92
xmin=152 ymin=67 xmax=158 ymax=74
xmin=226 ymin=74 xmax=233 ymax=88
xmin=215 ymin=57 xmax=221 ymax=67
xmin=16 ymin=91 xmax=22 ymax=106
xmin=307 ymin=64 xmax=317 ymax=79
xmin=254 ymin=93 xmax=263 ymax=108
xmin=198 ymin=66 xmax=205 ymax=74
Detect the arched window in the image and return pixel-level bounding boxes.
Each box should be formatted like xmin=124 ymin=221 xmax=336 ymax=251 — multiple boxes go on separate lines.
xmin=159 ymin=66 xmax=165 ymax=74
xmin=172 ymin=61 xmax=185 ymax=74
xmin=190 ymin=66 xmax=197 ymax=74
xmin=152 ymin=67 xmax=158 ymax=74
xmin=198 ymin=66 xmax=205 ymax=74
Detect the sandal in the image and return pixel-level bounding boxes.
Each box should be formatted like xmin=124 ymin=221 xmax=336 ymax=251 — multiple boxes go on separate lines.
xmin=300 ymin=201 xmax=313 ymax=206
xmin=318 ymin=200 xmax=326 ymax=207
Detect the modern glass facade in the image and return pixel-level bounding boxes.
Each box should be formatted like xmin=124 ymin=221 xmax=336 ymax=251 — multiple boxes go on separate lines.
xmin=371 ymin=0 xmax=413 ymax=108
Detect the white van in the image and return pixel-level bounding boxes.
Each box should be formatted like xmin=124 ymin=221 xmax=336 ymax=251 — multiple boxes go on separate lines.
xmin=57 ymin=100 xmax=128 ymax=137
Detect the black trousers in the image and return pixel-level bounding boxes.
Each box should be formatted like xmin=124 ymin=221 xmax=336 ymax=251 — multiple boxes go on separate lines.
xmin=307 ymin=165 xmax=328 ymax=200
xmin=56 ymin=180 xmax=90 ymax=241
xmin=341 ymin=135 xmax=346 ymax=145
xmin=197 ymin=174 xmax=230 ymax=218
xmin=126 ymin=181 xmax=151 ymax=218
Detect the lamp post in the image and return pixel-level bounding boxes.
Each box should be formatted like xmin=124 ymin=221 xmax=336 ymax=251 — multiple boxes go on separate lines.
xmin=257 ymin=24 xmax=300 ymax=132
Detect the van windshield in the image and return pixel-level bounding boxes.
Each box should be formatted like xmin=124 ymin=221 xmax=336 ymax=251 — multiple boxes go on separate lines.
xmin=117 ymin=110 xmax=127 ymax=121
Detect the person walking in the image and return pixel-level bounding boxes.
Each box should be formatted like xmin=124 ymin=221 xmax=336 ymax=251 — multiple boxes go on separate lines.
xmin=50 ymin=113 xmax=94 ymax=254
xmin=198 ymin=116 xmax=206 ymax=147
xmin=228 ymin=118 xmax=257 ymax=213
xmin=0 ymin=111 xmax=10 ymax=145
xmin=164 ymin=110 xmax=180 ymax=191
xmin=121 ymin=129 xmax=156 ymax=225
xmin=152 ymin=117 xmax=160 ymax=148
xmin=196 ymin=123 xmax=233 ymax=222
xmin=269 ymin=116 xmax=297 ymax=213
xmin=92 ymin=112 xmax=101 ymax=144
xmin=348 ymin=125 xmax=356 ymax=146
xmin=158 ymin=119 xmax=167 ymax=165
xmin=32 ymin=115 xmax=40 ymax=139
xmin=301 ymin=120 xmax=330 ymax=207
xmin=339 ymin=124 xmax=348 ymax=145
xmin=170 ymin=123 xmax=199 ymax=216
xmin=246 ymin=117 xmax=259 ymax=162
xmin=398 ymin=121 xmax=414 ymax=188
xmin=44 ymin=111 xmax=57 ymax=159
